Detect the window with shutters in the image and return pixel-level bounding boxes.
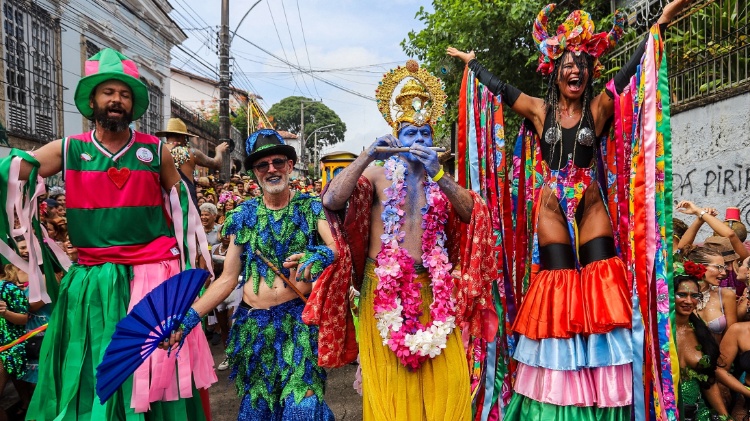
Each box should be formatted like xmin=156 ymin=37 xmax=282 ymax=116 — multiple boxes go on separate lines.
xmin=3 ymin=0 xmax=61 ymax=142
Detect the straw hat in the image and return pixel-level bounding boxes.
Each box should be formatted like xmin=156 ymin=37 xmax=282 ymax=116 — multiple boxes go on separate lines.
xmin=74 ymin=48 xmax=149 ymax=120
xmin=155 ymin=118 xmax=193 ymax=138
xmin=704 ymin=236 xmax=740 ymax=262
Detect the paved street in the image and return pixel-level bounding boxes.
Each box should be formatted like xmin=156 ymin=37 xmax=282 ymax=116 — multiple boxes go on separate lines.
xmin=0 ymin=334 xmax=363 ymax=420
xmin=207 ymin=340 xmax=363 ymax=421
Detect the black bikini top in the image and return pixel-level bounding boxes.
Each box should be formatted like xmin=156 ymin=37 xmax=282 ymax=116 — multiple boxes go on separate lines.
xmin=735 ymin=350 xmax=750 ymax=373
xmin=539 ymin=109 xmax=597 ymax=170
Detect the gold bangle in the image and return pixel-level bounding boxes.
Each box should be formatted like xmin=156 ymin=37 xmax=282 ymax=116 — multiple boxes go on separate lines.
xmin=432 ymin=166 xmax=445 ymax=182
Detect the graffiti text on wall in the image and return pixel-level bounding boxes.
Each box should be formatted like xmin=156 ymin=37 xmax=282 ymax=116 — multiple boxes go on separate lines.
xmin=674 ymin=165 xmax=750 ymax=198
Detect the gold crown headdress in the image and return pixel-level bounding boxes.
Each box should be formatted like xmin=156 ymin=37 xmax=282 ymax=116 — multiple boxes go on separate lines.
xmin=375 ymin=60 xmax=447 ymax=134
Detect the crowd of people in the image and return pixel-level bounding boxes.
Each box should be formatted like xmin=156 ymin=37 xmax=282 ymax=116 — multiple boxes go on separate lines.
xmin=672 ymin=202 xmax=750 ymax=420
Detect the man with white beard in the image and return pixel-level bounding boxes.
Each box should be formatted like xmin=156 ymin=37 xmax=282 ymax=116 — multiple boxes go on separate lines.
xmin=172 ymin=129 xmax=337 ymax=420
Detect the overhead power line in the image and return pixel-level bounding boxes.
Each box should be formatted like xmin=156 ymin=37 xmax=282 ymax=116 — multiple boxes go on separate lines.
xmin=232 ymin=33 xmax=375 ymax=102
xmin=266 ymin=1 xmax=305 ymax=96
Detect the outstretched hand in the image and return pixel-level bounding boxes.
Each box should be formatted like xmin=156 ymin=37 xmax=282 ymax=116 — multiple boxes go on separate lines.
xmin=366 ymin=134 xmax=401 ymax=162
xmin=446 ymin=47 xmax=475 ymax=64
xmin=658 ymin=0 xmax=693 ymax=24
xmin=283 ymin=252 xmax=310 ymax=281
xmin=215 ymin=142 xmax=229 ymax=154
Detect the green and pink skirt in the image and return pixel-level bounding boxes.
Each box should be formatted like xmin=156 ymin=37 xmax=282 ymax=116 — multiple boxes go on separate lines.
xmin=26 ymin=259 xmax=217 ymax=421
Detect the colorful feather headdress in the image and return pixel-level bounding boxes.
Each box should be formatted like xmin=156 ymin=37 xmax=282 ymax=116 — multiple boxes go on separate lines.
xmin=533 ymin=3 xmax=626 ymax=77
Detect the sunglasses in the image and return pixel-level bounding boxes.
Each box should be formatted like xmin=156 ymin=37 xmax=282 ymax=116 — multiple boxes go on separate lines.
xmin=252 ymin=158 xmax=289 ymax=173
xmin=706 ymin=263 xmax=726 ymax=272
xmin=675 ymin=292 xmax=703 ymax=301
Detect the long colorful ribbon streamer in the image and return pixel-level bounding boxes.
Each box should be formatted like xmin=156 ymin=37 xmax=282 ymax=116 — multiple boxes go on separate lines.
xmin=0 ymin=323 xmax=47 ymax=353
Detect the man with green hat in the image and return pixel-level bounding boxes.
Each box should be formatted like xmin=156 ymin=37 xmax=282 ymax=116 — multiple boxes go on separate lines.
xmin=0 ymin=48 xmax=216 ymax=420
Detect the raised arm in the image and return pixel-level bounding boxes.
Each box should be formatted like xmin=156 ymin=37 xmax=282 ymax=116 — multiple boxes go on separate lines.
xmin=446 ymin=47 xmax=546 ymax=131
xmin=322 ymin=135 xmax=396 ymax=211
xmin=677 ymin=200 xmax=749 ymax=259
xmin=594 ymin=0 xmax=694 ymax=121
xmin=193 ymin=141 xmax=229 ymax=170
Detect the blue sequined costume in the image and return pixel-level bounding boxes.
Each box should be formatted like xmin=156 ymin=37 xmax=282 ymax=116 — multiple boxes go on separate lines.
xmin=223 ymin=192 xmax=334 ymax=294
xmin=222 ymin=192 xmax=335 ymax=421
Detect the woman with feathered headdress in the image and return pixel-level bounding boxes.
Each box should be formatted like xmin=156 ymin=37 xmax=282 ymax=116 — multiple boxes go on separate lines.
xmin=448 ymin=1 xmax=692 ymax=419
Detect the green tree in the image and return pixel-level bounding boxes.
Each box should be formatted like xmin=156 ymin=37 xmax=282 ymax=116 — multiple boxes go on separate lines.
xmin=401 ymin=0 xmax=614 ymax=130
xmin=266 ymin=96 xmax=346 ymax=150
xmin=231 ymin=105 xmax=249 ymax=137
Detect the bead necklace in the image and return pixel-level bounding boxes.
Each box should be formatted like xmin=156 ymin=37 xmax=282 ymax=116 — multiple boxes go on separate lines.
xmin=696 ymin=284 xmax=714 ymax=312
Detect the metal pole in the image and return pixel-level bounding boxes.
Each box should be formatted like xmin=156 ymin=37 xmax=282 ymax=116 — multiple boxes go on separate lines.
xmin=314 ymin=131 xmax=318 ymax=179
xmin=299 ymin=102 xmax=305 ymax=175
xmin=219 ymin=0 xmax=231 ymax=180
xmin=251 ymin=95 xmax=255 ymax=137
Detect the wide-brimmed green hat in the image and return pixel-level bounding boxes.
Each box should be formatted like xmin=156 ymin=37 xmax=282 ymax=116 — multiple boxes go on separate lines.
xmin=74 ymin=48 xmax=149 ymax=120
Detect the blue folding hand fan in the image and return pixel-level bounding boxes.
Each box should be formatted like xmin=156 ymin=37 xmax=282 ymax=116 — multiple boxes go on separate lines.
xmin=95 ymin=268 xmax=210 ymax=404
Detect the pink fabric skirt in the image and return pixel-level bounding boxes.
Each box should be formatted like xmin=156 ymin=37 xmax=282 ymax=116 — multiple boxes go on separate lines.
xmin=514 ymin=363 xmax=632 ymax=407
xmin=128 ymin=260 xmax=218 ymax=412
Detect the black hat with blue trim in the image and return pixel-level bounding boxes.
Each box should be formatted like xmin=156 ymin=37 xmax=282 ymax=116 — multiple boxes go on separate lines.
xmin=244 ymin=129 xmax=297 ymax=172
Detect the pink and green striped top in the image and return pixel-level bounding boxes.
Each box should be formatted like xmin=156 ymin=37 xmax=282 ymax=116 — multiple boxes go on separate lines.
xmin=63 ymin=130 xmax=179 ymax=266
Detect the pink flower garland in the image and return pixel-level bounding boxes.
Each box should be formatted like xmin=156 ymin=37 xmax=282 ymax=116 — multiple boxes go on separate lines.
xmin=373 ymin=157 xmax=457 ymax=370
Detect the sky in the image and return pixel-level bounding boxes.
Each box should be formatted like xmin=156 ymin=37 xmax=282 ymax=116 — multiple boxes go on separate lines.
xmin=169 ymin=0 xmax=434 ymax=155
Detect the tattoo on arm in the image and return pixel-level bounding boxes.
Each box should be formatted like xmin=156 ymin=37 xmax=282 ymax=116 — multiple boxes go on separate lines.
xmin=322 ymin=154 xmax=374 ymax=210
xmin=192 ymin=149 xmax=220 ymax=169
xmin=436 ymin=174 xmax=473 ymax=223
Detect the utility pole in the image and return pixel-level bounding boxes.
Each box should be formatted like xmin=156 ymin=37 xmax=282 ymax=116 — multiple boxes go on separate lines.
xmin=299 ymin=101 xmax=305 ymax=175
xmin=218 ymin=0 xmax=231 ymax=180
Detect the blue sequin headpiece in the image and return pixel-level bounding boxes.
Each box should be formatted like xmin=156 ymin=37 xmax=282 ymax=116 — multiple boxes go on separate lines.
xmin=244 ymin=129 xmax=297 ymax=172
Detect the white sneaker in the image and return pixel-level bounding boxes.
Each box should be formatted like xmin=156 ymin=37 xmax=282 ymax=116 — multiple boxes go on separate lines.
xmin=217 ymin=357 xmax=229 ymax=371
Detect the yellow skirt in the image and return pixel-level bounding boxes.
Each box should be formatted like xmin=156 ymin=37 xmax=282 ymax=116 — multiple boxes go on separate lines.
xmin=360 ymin=259 xmax=472 ymax=421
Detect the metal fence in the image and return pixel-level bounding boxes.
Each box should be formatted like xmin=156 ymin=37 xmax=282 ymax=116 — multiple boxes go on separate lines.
xmin=170 ymin=97 xmax=220 ymax=141
xmin=607 ymin=0 xmax=750 ymax=114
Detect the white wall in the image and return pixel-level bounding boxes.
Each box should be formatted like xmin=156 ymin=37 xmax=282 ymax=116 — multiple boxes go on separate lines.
xmin=170 ymin=72 xmax=220 ymax=111
xmin=671 ymin=94 xmax=750 ymax=236
xmin=169 ymin=71 xmax=246 ymax=113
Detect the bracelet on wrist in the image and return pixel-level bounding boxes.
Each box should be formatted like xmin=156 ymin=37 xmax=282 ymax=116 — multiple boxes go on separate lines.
xmin=432 ymin=166 xmax=445 ymax=182
xmin=698 ymin=210 xmax=707 ymax=220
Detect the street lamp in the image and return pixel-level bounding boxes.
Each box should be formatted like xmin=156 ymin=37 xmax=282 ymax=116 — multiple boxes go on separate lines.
xmin=305 ymin=123 xmax=336 ymax=178
xmin=299 ymin=99 xmax=321 ymax=170
xmin=305 ymin=124 xmax=335 ymax=179
xmin=230 ymin=0 xmax=263 ymax=46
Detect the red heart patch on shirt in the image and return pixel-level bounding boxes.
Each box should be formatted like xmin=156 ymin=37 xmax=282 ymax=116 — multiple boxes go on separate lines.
xmin=107 ymin=167 xmax=131 ymax=189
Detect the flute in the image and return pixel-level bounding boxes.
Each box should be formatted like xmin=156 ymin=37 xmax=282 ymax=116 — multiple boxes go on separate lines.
xmin=254 ymin=250 xmax=308 ymax=303
xmin=374 ymin=147 xmax=446 ymax=153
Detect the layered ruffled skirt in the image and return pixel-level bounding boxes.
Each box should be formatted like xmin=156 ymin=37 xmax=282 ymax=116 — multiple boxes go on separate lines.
xmin=507 ymin=163 xmax=633 ymax=419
